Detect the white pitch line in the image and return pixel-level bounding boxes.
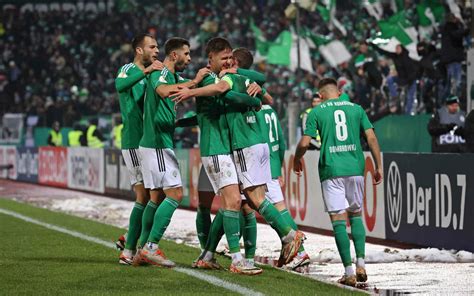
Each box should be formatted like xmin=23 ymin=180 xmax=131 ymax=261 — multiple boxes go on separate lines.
xmin=0 ymin=208 xmax=264 ymax=296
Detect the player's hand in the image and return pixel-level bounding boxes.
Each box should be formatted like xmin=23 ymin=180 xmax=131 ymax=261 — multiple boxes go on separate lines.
xmin=219 ymin=67 xmax=237 ymax=78
xmin=278 ymin=176 xmax=285 ymax=188
xmin=144 ymin=60 xmax=163 ymax=74
xmin=194 ymin=67 xmax=211 ymax=84
xmin=373 ymin=167 xmax=383 ymax=185
xmin=293 ymin=158 xmax=303 ymax=176
xmin=247 ymin=82 xmax=262 ymax=97
xmin=171 ymin=87 xmax=193 ymax=103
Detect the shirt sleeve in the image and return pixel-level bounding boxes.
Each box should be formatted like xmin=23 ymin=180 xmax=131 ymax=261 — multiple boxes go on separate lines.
xmin=360 ymin=107 xmax=373 ymax=131
xmin=304 ymin=109 xmax=318 ymax=138
xmin=115 ymin=65 xmax=146 ymax=93
xmin=236 ymin=68 xmax=266 ymax=86
xmin=151 ymin=70 xmax=167 ymax=90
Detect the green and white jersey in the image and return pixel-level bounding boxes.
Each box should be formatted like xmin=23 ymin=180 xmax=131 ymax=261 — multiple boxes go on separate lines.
xmin=115 ymin=63 xmax=146 ymax=149
xmin=304 ymin=97 xmax=373 ymax=182
xmin=257 ymin=105 xmax=286 ymax=179
xmin=221 ymin=73 xmax=265 ymax=150
xmin=195 ymin=73 xmax=232 ymax=156
xmin=140 ymin=66 xmax=186 ymax=149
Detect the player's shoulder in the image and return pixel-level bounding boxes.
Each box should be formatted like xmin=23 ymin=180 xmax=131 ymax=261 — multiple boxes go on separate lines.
xmin=201 ymin=72 xmax=219 ymax=86
xmin=117 ymin=63 xmax=136 ymax=77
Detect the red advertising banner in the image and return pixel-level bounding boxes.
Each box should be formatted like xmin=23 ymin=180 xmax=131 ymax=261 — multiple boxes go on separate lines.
xmin=38 ymin=147 xmax=68 ymax=187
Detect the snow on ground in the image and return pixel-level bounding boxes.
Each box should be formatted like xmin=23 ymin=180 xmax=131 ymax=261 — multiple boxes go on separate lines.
xmin=1 ymin=181 xmax=473 ymax=295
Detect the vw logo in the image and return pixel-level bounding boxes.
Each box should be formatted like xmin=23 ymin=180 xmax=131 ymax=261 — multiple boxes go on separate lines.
xmin=386 ymin=161 xmax=402 ymax=233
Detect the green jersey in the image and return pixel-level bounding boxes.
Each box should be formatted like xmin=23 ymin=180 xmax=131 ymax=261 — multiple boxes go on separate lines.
xmin=221 ymin=73 xmax=265 ymax=150
xmin=115 ymin=63 xmax=147 ymax=149
xmin=140 ymin=67 xmax=185 ymax=149
xmin=257 ymin=105 xmax=286 ymax=178
xmin=304 ymin=97 xmax=373 ymax=182
xmin=195 ymin=73 xmax=232 ymax=156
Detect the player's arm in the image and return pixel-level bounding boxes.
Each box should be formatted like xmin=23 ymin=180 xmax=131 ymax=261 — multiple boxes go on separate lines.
xmin=236 ymin=68 xmax=266 ymax=86
xmin=361 ymin=109 xmax=382 ymax=184
xmin=224 ymin=91 xmax=262 ymax=108
xmin=276 ymin=116 xmax=286 ymax=163
xmin=157 ymin=67 xmax=211 ymax=98
xmin=115 ymin=61 xmax=163 ymax=93
xmin=294 ymin=109 xmax=318 ymax=175
xmin=365 ymin=128 xmax=383 ymax=184
xmin=176 ymin=115 xmax=198 ymax=127
xmin=261 ymin=89 xmax=273 ymax=105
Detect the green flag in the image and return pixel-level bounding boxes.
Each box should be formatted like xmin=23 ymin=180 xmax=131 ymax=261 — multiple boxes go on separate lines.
xmin=267 ymin=31 xmax=292 ymax=66
xmin=417 ymin=0 xmax=445 ymax=26
xmin=378 ymin=12 xmax=413 ymax=46
xmin=250 ymin=18 xmax=272 ymax=56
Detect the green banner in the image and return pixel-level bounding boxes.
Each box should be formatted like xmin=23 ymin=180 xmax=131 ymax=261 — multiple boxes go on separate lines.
xmin=374 ymin=114 xmax=431 ymax=152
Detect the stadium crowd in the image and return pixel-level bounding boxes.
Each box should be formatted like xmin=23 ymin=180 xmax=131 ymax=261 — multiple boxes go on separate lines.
xmin=0 ymin=0 xmax=471 ymax=129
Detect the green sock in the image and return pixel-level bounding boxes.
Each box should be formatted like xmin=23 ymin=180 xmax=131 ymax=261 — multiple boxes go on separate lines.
xmin=125 ymin=202 xmax=145 ymax=251
xmin=258 ymin=199 xmax=291 ymax=236
xmin=222 ymin=210 xmax=241 ymax=254
xmin=196 ymin=206 xmax=211 ymax=250
xmin=147 ymin=197 xmax=180 ymax=244
xmin=243 ymin=212 xmax=257 ymax=259
xmin=205 ymin=209 xmax=225 ymax=253
xmin=280 ymin=209 xmax=305 ymax=253
xmin=138 ymin=200 xmax=158 ymax=248
xmin=332 ymin=220 xmax=352 ymax=267
xmin=349 ymin=216 xmax=366 ymax=259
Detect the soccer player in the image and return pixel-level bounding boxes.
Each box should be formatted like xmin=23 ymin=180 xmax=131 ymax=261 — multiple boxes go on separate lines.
xmin=172 ymin=37 xmax=305 ymax=271
xmin=228 ymin=47 xmax=309 ymax=269
xmin=132 ymin=37 xmax=210 ymax=267
xmin=114 ymin=33 xmax=163 ymax=265
xmin=293 ymin=78 xmax=382 ymax=286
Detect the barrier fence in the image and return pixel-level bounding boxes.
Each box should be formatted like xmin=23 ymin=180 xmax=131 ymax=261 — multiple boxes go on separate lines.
xmin=0 ymin=145 xmax=472 ymax=252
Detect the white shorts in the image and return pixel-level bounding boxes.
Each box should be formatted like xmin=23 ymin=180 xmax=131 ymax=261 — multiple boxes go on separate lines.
xmin=201 ymin=154 xmax=238 ymax=194
xmin=321 ymin=176 xmax=364 ymax=213
xmin=139 ymin=147 xmax=182 ymax=190
xmin=121 ymin=149 xmax=143 ymax=186
xmin=197 ymin=166 xmax=214 ymax=192
xmin=265 ymin=178 xmax=284 ymax=204
xmin=233 ymin=143 xmax=271 ymax=190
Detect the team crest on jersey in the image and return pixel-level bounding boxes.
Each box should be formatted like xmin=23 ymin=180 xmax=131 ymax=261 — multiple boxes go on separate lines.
xmin=159 ymin=75 xmax=167 ymax=83
xmin=172 ymin=170 xmax=178 ymax=177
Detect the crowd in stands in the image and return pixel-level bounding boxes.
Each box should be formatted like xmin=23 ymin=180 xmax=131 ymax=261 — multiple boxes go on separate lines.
xmin=0 ymin=0 xmax=471 ymax=131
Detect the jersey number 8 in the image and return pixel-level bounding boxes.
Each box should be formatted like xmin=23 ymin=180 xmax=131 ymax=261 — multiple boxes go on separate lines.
xmin=334 ymin=110 xmax=348 ymax=141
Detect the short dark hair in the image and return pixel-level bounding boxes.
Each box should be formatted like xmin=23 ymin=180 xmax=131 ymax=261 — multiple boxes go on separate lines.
xmin=233 ymin=47 xmax=253 ymax=69
xmin=205 ymin=37 xmax=232 ymax=56
xmin=131 ymin=33 xmax=154 ymax=51
xmin=318 ymin=78 xmax=338 ymax=90
xmin=164 ymin=37 xmax=190 ymax=55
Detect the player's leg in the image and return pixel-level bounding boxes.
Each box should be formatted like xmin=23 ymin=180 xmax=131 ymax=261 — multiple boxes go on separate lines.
xmin=201 ymin=154 xmax=260 ymax=275
xmin=241 ymin=201 xmax=257 ymax=268
xmin=345 ymin=176 xmax=367 ymax=283
xmin=142 ymin=148 xmax=183 ymax=267
xmin=322 ymin=177 xmax=356 ymax=287
xmin=118 ymin=149 xmax=149 ymax=265
xmin=196 ymin=167 xmax=214 ymax=250
xmin=235 ymin=144 xmax=305 ymax=266
xmin=267 ymin=178 xmax=310 ymax=270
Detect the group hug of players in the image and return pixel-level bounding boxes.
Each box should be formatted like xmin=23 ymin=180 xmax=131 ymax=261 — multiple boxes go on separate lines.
xmin=114 ymin=33 xmax=383 ymax=287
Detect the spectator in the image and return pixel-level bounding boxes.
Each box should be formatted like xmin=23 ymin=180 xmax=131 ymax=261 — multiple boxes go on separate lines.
xmin=68 ymin=122 xmax=86 ymax=147
xmin=47 ymin=121 xmax=62 ymax=146
xmin=454 ymin=110 xmax=474 ymax=153
xmin=417 ymin=41 xmax=443 ymax=113
xmin=440 ymin=13 xmax=469 ymax=99
xmin=427 ymin=95 xmax=466 ymax=153
xmin=86 ymin=118 xmax=105 ymax=148
xmin=380 ymin=45 xmax=419 ymax=115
